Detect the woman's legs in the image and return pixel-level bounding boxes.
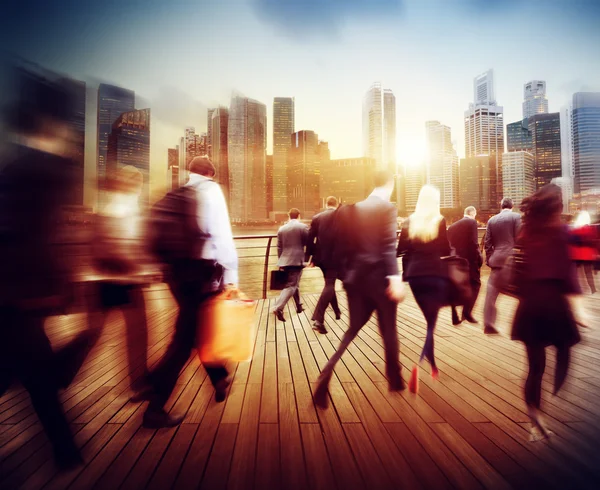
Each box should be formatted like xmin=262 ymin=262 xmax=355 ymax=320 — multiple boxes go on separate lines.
xmin=554 ymin=345 xmax=571 ymax=396
xmin=524 ymin=344 xmax=551 ymax=440
xmin=584 ymin=263 xmax=596 ymax=293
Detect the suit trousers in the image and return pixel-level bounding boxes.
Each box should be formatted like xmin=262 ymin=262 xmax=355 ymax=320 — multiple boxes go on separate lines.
xmin=273 ymin=266 xmax=303 ymax=313
xmin=149 ymin=274 xmax=228 ymax=410
xmin=484 ymin=269 xmax=501 ymax=328
xmin=312 ymin=267 xmax=341 ymax=324
xmin=317 ymin=284 xmax=402 ymax=389
xmin=452 ymin=277 xmax=481 ymax=320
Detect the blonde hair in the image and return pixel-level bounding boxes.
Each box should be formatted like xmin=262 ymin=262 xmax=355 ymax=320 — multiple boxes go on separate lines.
xmin=573 ymin=210 xmax=591 ymax=228
xmin=408 ymin=185 xmax=443 ymax=242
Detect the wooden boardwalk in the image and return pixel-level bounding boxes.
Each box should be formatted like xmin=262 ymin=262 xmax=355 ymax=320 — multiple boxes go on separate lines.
xmin=1 ymin=279 xmax=600 ymax=489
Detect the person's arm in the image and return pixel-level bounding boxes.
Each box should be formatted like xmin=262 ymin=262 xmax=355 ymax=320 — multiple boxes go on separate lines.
xmin=383 ymin=206 xmax=400 ymax=277
xmin=484 ymin=221 xmax=494 ymax=265
xmin=470 ymin=220 xmax=483 ymax=267
xmin=211 ymin=184 xmax=238 ymax=285
xmin=306 ymin=216 xmax=318 ymax=263
xmin=277 ymin=228 xmax=283 ymax=259
xmin=396 ymin=219 xmax=409 ymax=257
xmin=438 ymin=219 xmax=451 ymax=256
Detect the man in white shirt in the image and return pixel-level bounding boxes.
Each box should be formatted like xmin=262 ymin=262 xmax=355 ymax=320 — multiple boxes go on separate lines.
xmin=143 ymin=157 xmax=239 ymax=428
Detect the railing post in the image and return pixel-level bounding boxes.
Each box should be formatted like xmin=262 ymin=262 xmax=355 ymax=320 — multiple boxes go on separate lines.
xmin=262 ymin=236 xmax=273 ymax=300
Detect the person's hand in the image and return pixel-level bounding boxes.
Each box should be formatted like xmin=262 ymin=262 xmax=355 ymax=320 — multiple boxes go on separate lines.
xmin=307 ymin=261 xmax=315 ymax=268
xmin=386 ymin=276 xmax=405 ymax=303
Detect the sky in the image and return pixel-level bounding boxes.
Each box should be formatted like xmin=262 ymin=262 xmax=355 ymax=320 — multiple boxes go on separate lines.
xmin=2 ymin=0 xmax=600 ymax=207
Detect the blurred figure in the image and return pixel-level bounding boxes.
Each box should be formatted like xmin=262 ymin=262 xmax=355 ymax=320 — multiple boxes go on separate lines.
xmin=314 ymin=171 xmax=405 ymax=408
xmin=449 ymin=206 xmax=483 ymax=325
xmin=512 ymin=185 xmax=581 ymax=441
xmin=306 ymin=196 xmax=342 ymax=334
xmin=0 ymin=68 xmax=84 ymax=469
xmin=397 ymin=185 xmax=450 ymax=380
xmin=484 ymin=198 xmax=521 ymax=334
xmin=86 ymin=165 xmax=153 ymax=394
xmin=142 ymin=156 xmax=238 ymax=428
xmin=570 ymin=211 xmax=597 ymax=294
xmin=272 ymin=208 xmax=309 ymax=323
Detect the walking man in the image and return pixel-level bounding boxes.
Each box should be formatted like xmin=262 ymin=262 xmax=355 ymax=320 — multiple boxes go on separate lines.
xmin=306 ymin=196 xmax=342 ymax=334
xmin=314 ymin=171 xmax=405 ymax=408
xmin=272 ymin=208 xmax=309 ymax=322
xmin=484 ymin=198 xmax=521 ymax=334
xmin=449 ymin=206 xmax=483 ymax=325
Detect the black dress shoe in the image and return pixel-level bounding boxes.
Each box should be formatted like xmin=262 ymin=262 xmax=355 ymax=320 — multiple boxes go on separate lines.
xmin=312 ymin=322 xmax=327 ymax=334
xmin=273 ymin=310 xmax=286 ymax=322
xmin=143 ymin=409 xmax=185 ymax=429
xmin=484 ymin=325 xmax=500 ymax=335
xmin=215 ymin=378 xmax=231 ymax=403
xmin=313 ymin=381 xmax=329 ymax=409
xmin=335 ymin=312 xmax=342 ymax=320
xmin=297 ymin=305 xmax=304 ymax=314
xmin=55 ymin=449 xmax=84 ymax=471
xmin=389 ymin=377 xmax=406 ymax=392
xmin=462 ymin=314 xmax=479 ymax=325
xmin=451 ymin=308 xmax=461 ymax=326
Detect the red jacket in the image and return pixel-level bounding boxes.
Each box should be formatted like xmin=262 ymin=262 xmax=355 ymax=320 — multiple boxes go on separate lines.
xmin=569 ymin=225 xmax=598 ymax=262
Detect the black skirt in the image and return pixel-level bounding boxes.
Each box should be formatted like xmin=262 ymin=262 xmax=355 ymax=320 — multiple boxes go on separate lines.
xmin=512 ymin=280 xmax=581 ymax=348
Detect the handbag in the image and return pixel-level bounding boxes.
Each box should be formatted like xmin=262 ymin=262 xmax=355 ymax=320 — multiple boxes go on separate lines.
xmin=496 ymin=246 xmax=526 ymax=298
xmin=270 ymin=269 xmax=288 ymax=290
xmin=441 ymin=256 xmax=471 ymax=306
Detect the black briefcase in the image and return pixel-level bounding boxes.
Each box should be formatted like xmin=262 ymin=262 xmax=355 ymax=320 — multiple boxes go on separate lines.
xmin=270 ymin=269 xmax=288 ymax=290
xmin=441 ymin=256 xmax=472 ymax=306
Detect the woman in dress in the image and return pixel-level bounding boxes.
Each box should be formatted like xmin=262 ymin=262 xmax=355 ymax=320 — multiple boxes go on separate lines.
xmin=513 ymin=184 xmax=581 ymax=441
xmin=397 ymin=185 xmax=450 ymax=387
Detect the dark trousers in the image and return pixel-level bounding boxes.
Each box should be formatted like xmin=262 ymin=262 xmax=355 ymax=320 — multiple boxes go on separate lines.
xmin=317 ymin=284 xmax=401 ymax=389
xmin=149 ymin=276 xmax=228 ymax=410
xmin=273 ymin=266 xmax=303 ymax=313
xmin=0 ymin=308 xmax=79 ymax=461
xmin=524 ymin=344 xmax=570 ymax=409
xmin=409 ymin=277 xmax=447 ymax=369
xmin=312 ymin=267 xmax=341 ymax=324
xmin=452 ymin=278 xmax=481 ymax=320
xmin=86 ymin=282 xmax=149 ymax=390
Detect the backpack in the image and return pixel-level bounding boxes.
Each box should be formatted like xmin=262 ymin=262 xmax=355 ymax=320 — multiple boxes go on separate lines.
xmin=149 ymin=185 xmax=209 ymax=264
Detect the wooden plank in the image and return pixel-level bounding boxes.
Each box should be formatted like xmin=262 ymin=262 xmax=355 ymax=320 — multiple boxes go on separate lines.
xmin=254 ymin=424 xmax=280 ymax=490
xmin=279 ymin=383 xmax=308 ymax=490
xmin=300 ymin=423 xmax=337 ymax=490
xmin=199 ymin=423 xmax=238 ymax=490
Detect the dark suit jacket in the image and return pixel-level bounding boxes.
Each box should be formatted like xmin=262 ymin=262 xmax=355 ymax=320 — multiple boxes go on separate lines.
xmin=485 ymin=210 xmax=521 ymax=269
xmin=306 ymin=207 xmax=337 ymax=267
xmin=448 ymin=217 xmax=483 ymax=279
xmin=335 ymin=196 xmax=399 ymax=291
xmin=277 ymin=219 xmax=309 ymax=267
xmin=397 ymin=218 xmax=450 ymax=281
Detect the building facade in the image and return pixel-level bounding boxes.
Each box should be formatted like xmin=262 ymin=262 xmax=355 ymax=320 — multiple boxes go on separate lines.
xmin=287 ymin=130 xmax=324 ymax=219
xmin=61 ymin=76 xmax=86 ymax=206
xmin=383 ymin=89 xmax=397 ymax=175
xmin=507 ymin=118 xmax=532 ymax=152
xmin=363 ymin=82 xmax=383 ymax=169
xmin=211 ymin=107 xmax=229 ymax=200
xmin=572 ymin=92 xmax=600 ymax=194
xmin=207 ymin=108 xmax=215 ymax=159
xmin=523 ymin=80 xmax=549 ymax=119
xmin=167 ymin=147 xmax=179 ymax=191
xmin=97 ymin=84 xmax=135 ymax=201
xmin=459 ymin=156 xmax=498 ymax=217
xmin=529 ymin=112 xmax=562 ymax=189
xmin=425 ymin=121 xmax=459 ymax=209
xmin=402 ymin=164 xmax=427 ymax=214
xmin=228 ymin=96 xmax=267 ymax=223
xmin=320 ymin=157 xmax=376 ymax=207
xmin=502 ymin=151 xmax=536 ymax=211
xmin=266 ymin=154 xmax=273 ymax=217
xmin=106 ymin=108 xmax=151 ymax=207
xmin=273 ymin=97 xmax=295 ymax=214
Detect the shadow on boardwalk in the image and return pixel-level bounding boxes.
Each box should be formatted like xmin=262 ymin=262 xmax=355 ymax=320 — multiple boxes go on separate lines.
xmin=1 ymin=278 xmax=600 ymax=489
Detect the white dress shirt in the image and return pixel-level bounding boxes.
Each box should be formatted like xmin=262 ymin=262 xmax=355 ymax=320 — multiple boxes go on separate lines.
xmin=186 ymin=173 xmax=239 ymax=285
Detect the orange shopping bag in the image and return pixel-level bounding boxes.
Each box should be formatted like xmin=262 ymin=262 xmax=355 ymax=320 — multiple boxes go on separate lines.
xmin=198 ymin=288 xmax=257 ymax=364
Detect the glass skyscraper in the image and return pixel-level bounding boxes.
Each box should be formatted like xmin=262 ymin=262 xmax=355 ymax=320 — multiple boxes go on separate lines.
xmin=572 ymin=92 xmax=600 ymax=194
xmin=211 ymin=107 xmax=229 ymax=201
xmin=273 ymin=97 xmax=295 ymax=214
xmin=287 ymin=130 xmax=324 ymax=218
xmin=97 ymin=84 xmax=135 ymax=201
xmin=363 ymin=83 xmax=396 ymax=172
xmin=425 ymin=121 xmax=459 ymax=209
xmin=529 ymin=112 xmax=561 ymax=189
xmin=507 ymin=119 xmax=532 ymax=152
xmin=523 ymin=80 xmax=548 ymax=119
xmin=459 ymin=155 xmax=498 ymax=217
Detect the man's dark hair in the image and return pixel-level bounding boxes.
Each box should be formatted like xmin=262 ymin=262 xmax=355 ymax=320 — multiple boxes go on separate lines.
xmin=326 ymin=196 xmax=338 ymax=208
xmin=373 ymin=170 xmax=394 ymax=189
xmin=501 ymin=198 xmax=514 ymax=210
xmin=289 ymin=208 xmax=300 ymax=219
xmin=189 ymin=156 xmax=216 ymax=178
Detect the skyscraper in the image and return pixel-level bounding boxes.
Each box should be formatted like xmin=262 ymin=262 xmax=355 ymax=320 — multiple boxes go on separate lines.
xmin=523 ymin=80 xmax=548 ymax=119
xmin=464 ymin=70 xmax=504 ymax=197
xmin=97 ymin=84 xmax=135 ymax=198
xmin=459 ymin=156 xmax=497 ymax=217
xmin=211 ymin=107 xmax=229 ymax=200
xmin=106 ymin=109 xmax=151 ymax=207
xmin=228 ymin=96 xmax=267 ymax=223
xmin=572 ymin=92 xmax=600 ymax=194
xmin=167 ymin=147 xmax=179 ymax=191
xmin=273 ymin=97 xmax=295 ymax=214
xmin=266 ymin=154 xmax=273 ymax=217
xmin=320 ymin=157 xmax=376 ymax=206
xmin=528 ymin=112 xmax=561 ymax=188
xmin=287 ymin=130 xmax=323 ymax=218
xmin=207 ymin=108 xmax=215 ymax=159
xmin=507 ymin=119 xmax=532 ymax=152
xmin=383 ymin=89 xmax=397 ymax=175
xmin=402 ymin=164 xmax=426 ymax=213
xmin=502 ymin=151 xmax=536 ymax=211
xmin=425 ymin=121 xmax=459 ymax=209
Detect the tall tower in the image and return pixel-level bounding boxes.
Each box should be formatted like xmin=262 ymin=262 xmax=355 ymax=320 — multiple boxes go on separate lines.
xmin=287 ymin=130 xmax=322 ymax=218
xmin=363 ymin=82 xmax=384 ymax=169
xmin=211 ymin=107 xmax=229 ymax=201
xmin=97 ymin=84 xmax=135 ymax=201
xmin=528 ymin=112 xmax=561 ymax=188
xmin=523 ymin=80 xmax=548 ymax=119
xmin=464 ymin=70 xmax=504 ymax=198
xmin=273 ymin=97 xmax=295 ymax=214
xmin=425 ymin=121 xmax=459 ymax=209
xmin=572 ymin=92 xmax=600 ymax=194
xmin=383 ymin=89 xmax=397 ymax=175
xmin=228 ymin=96 xmax=267 ymax=223
xmin=167 ymin=147 xmax=179 ymax=191
xmin=207 ymin=108 xmax=216 ymax=159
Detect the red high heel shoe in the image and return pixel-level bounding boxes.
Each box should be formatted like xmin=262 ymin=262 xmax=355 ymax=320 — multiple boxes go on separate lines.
xmin=408 ymin=365 xmax=419 ymax=394
xmin=431 ymin=366 xmax=439 ymax=381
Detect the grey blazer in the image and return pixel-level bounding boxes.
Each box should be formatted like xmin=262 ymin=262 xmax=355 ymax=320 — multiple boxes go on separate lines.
xmin=277 ymin=219 xmax=309 ymax=267
xmin=485 ymin=210 xmax=522 ymax=269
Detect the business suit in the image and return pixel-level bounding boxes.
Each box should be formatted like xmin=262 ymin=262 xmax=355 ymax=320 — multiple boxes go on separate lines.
xmin=448 ymin=216 xmax=483 ymax=321
xmin=306 ymin=208 xmax=341 ymax=328
xmin=273 ymin=219 xmax=309 ymax=315
xmin=314 ymin=194 xmax=403 ymax=407
xmin=484 ymin=209 xmax=521 ymax=331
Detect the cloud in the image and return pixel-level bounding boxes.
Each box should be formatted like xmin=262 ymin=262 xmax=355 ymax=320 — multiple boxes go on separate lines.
xmin=253 ymin=0 xmax=403 ymax=38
